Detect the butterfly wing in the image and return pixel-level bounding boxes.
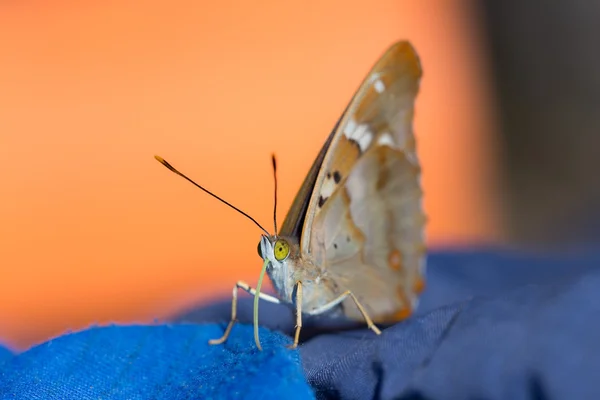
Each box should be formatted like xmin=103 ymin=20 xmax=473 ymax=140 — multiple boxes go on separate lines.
xmin=302 ymin=41 xmax=426 ymax=322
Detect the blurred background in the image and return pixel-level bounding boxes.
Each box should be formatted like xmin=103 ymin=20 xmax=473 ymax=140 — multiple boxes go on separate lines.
xmin=1 ymin=1 xmax=597 ymax=350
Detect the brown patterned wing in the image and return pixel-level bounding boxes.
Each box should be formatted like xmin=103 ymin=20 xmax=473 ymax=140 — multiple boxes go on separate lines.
xmin=305 ymin=41 xmax=426 ymax=322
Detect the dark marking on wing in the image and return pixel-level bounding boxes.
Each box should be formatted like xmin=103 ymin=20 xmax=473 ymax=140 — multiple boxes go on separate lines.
xmin=333 ymin=171 xmax=341 ymax=183
xmin=318 ymin=195 xmax=327 ymax=208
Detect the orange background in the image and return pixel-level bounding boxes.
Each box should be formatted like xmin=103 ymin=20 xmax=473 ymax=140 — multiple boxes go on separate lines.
xmin=0 ymin=1 xmax=500 ymax=350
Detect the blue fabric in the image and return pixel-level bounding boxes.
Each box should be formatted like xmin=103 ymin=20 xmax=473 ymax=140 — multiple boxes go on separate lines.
xmin=0 ymin=324 xmax=313 ymax=399
xmin=0 ymin=347 xmax=12 ymax=365
xmin=1 ymin=248 xmax=600 ymax=399
xmin=179 ymin=248 xmax=600 ymax=399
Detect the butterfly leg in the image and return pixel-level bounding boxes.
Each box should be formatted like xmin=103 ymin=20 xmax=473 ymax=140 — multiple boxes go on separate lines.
xmin=307 ymin=290 xmax=382 ymax=335
xmin=287 ymin=281 xmax=303 ymax=349
xmin=208 ymin=280 xmax=281 ymax=345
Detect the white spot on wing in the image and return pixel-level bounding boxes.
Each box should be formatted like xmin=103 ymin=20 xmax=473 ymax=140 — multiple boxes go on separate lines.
xmin=356 ymin=129 xmax=372 ymax=151
xmin=353 ymin=123 xmax=368 ymax=138
xmin=374 ymin=79 xmax=385 ymax=93
xmin=342 ymin=118 xmax=373 ymax=152
xmin=343 ymin=118 xmax=357 ymax=138
xmin=377 ymin=132 xmax=394 ymax=147
xmin=320 ymin=176 xmax=336 ymax=199
xmin=353 ymin=124 xmax=372 ymax=151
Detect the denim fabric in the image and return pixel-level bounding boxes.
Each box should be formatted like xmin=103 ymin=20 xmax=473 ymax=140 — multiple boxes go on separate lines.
xmin=180 ymin=248 xmax=600 ymax=399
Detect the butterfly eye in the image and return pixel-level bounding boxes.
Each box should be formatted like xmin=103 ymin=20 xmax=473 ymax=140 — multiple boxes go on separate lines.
xmin=273 ymin=239 xmax=290 ymax=261
xmin=257 ymin=241 xmax=263 ymax=258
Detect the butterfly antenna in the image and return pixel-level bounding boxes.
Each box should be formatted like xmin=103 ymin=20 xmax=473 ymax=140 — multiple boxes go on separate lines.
xmin=154 ymin=155 xmax=270 ymax=236
xmin=271 ymin=154 xmax=278 ymax=237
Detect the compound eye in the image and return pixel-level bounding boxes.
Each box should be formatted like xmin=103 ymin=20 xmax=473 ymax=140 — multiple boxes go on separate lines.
xmin=273 ymin=239 xmax=290 ymax=261
xmin=257 ymin=241 xmax=263 ymax=258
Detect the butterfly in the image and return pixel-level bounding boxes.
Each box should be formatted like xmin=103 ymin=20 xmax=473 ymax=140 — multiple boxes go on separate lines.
xmin=155 ymin=40 xmax=426 ymax=350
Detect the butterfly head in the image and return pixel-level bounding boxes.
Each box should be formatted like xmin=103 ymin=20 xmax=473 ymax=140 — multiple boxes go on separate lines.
xmin=257 ymin=235 xmax=292 ymax=267
xmin=257 ymin=234 xmax=299 ymax=301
